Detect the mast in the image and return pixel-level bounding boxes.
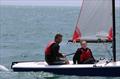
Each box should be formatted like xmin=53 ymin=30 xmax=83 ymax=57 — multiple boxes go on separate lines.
xmin=112 ymin=0 xmax=116 ymax=62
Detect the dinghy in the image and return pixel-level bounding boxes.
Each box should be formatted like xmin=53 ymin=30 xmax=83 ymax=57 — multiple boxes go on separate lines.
xmin=11 ymin=0 xmax=120 ymax=76
xmin=11 ymin=59 xmax=120 ymax=76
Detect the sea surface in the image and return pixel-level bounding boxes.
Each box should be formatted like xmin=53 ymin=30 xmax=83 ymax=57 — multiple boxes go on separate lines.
xmin=0 ymin=5 xmax=120 ymax=79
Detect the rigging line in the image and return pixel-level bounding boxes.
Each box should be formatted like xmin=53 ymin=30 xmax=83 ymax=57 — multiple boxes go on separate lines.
xmin=70 ymin=0 xmax=84 ymax=43
xmin=75 ymin=0 xmax=85 ymax=27
xmin=103 ymin=43 xmax=113 ymax=59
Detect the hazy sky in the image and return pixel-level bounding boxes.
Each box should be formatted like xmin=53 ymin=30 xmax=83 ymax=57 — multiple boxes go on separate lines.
xmin=0 ymin=0 xmax=120 ymax=7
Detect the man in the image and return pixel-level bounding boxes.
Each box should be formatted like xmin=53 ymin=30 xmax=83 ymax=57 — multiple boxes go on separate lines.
xmin=45 ymin=34 xmax=69 ymax=65
xmin=73 ymin=41 xmax=95 ymax=64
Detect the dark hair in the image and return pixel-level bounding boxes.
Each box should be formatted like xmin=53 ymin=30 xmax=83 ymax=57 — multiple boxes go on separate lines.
xmin=55 ymin=34 xmax=62 ymax=39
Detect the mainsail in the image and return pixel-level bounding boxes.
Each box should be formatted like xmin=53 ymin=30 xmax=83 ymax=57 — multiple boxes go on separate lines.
xmin=71 ymin=0 xmax=113 ymax=43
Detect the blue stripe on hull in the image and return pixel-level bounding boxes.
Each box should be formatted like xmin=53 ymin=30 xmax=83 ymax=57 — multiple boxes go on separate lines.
xmin=12 ymin=67 xmax=120 ymax=77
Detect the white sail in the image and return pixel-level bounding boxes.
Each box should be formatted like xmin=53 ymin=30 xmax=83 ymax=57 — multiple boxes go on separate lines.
xmin=72 ymin=0 xmax=113 ymax=42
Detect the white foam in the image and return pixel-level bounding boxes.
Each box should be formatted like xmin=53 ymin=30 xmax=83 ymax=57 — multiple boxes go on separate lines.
xmin=0 ymin=65 xmax=9 ymax=72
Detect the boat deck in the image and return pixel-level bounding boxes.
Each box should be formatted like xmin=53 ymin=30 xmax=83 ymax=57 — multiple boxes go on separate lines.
xmin=11 ymin=60 xmax=120 ymax=76
xmin=12 ymin=60 xmax=120 ymax=68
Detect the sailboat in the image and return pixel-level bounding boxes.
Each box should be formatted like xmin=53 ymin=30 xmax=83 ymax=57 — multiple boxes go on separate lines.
xmin=11 ymin=0 xmax=120 ymax=76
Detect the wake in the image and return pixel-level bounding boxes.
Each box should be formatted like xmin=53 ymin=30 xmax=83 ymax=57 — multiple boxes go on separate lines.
xmin=0 ymin=65 xmax=9 ymax=72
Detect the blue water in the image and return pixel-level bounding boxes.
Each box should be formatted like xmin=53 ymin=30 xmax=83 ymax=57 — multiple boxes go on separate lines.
xmin=0 ymin=5 xmax=120 ymax=79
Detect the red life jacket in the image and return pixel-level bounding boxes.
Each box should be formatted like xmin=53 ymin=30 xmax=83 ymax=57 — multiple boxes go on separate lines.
xmin=45 ymin=41 xmax=55 ymax=56
xmin=80 ymin=48 xmax=92 ymax=62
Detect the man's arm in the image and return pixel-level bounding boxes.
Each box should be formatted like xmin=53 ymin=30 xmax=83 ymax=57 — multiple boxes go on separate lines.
xmin=89 ymin=49 xmax=95 ymax=60
xmin=73 ymin=48 xmax=80 ymax=64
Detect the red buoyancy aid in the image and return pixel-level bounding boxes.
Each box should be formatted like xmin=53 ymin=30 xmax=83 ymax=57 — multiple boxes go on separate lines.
xmin=80 ymin=49 xmax=92 ymax=62
xmin=45 ymin=41 xmax=55 ymax=56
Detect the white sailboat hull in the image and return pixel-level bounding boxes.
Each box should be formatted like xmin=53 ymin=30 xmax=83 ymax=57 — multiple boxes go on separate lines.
xmin=11 ymin=60 xmax=120 ymax=76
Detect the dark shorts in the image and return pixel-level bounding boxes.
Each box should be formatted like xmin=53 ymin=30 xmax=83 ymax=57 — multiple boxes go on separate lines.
xmin=82 ymin=57 xmax=95 ymax=64
xmin=45 ymin=56 xmax=69 ymax=65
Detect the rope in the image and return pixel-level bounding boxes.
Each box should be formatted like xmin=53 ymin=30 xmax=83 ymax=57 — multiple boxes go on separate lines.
xmin=65 ymin=53 xmax=75 ymax=57
xmin=102 ymin=43 xmax=113 ymax=60
xmin=71 ymin=0 xmax=85 ymax=43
